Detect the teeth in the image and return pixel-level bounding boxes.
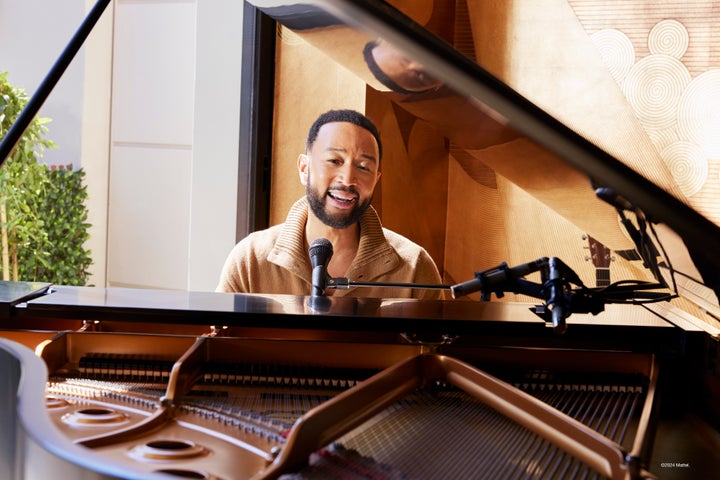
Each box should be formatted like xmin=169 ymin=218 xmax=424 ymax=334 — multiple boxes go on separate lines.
xmin=329 ymin=191 xmax=355 ymax=202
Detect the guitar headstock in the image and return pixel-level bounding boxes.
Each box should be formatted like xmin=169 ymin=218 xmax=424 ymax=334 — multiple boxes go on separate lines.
xmin=585 ymin=235 xmax=612 ymax=287
xmin=586 ymin=235 xmax=611 ymax=268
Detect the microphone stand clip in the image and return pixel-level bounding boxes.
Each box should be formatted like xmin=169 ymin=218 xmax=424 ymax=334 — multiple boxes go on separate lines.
xmin=450 ymin=257 xmax=592 ymax=334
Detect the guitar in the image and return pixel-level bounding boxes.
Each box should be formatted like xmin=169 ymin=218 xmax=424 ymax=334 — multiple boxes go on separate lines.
xmin=586 ymin=235 xmax=611 ymax=287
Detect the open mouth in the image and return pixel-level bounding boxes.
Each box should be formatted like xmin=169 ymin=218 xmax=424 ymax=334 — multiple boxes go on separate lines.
xmin=327 ymin=189 xmax=358 ymax=206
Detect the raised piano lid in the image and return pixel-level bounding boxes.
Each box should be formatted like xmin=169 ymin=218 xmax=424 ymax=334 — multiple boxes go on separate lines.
xmin=246 ymin=0 xmax=720 ymax=316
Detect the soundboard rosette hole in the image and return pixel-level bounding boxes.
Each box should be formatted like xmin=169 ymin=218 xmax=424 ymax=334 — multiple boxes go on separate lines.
xmin=155 ymin=468 xmax=222 ymax=480
xmin=61 ymin=407 xmax=129 ymax=427
xmin=153 ymin=469 xmax=221 ymax=480
xmin=128 ymin=439 xmax=210 ymax=462
xmin=45 ymin=396 xmax=70 ymax=409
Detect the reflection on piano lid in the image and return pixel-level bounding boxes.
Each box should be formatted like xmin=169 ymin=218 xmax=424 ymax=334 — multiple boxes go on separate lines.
xmin=247 ymin=0 xmax=720 ymax=301
xmin=2 ymin=283 xmax=685 ymax=355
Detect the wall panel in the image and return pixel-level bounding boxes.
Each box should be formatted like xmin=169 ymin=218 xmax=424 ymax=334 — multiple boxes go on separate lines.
xmin=108 ymin=0 xmax=196 ymax=289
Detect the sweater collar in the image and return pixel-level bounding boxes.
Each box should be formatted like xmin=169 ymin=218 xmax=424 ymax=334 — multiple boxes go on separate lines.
xmin=270 ymin=197 xmax=401 ymax=283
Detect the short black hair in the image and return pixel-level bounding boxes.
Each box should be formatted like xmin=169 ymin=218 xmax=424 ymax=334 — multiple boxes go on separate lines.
xmin=305 ymin=109 xmax=382 ymax=160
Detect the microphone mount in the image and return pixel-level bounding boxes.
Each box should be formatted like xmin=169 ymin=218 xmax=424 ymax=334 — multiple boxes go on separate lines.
xmin=449 ymin=256 xmax=671 ymax=334
xmin=308 ymin=240 xmax=671 ymax=334
xmin=308 ymin=238 xmax=453 ymax=297
xmin=328 ymin=278 xmax=452 ymax=291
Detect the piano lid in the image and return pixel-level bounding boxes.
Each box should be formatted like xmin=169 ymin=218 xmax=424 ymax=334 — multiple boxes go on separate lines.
xmin=247 ymin=0 xmax=720 ymax=306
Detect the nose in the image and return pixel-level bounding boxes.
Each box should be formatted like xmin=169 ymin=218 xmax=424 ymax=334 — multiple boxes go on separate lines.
xmin=406 ymin=59 xmax=424 ymax=70
xmin=337 ymin=161 xmax=358 ymax=186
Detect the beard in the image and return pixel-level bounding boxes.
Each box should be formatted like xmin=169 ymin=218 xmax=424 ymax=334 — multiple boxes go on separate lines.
xmin=306 ymin=181 xmax=372 ymax=229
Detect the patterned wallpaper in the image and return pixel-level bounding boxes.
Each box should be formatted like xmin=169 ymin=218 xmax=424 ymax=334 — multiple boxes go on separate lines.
xmin=569 ymin=0 xmax=720 ymax=223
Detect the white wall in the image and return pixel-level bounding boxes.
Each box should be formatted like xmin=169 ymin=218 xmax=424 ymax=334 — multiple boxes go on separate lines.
xmin=189 ymin=0 xmax=243 ymax=291
xmin=81 ymin=0 xmax=114 ymax=287
xmin=1 ymin=0 xmax=245 ymax=292
xmin=0 ymin=0 xmax=85 ymax=169
xmin=108 ymin=0 xmax=243 ymax=291
xmin=107 ymin=0 xmax=198 ymax=290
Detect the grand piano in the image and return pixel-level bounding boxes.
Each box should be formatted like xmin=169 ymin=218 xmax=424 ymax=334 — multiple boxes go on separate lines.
xmin=2 ymin=1 xmax=720 ymax=479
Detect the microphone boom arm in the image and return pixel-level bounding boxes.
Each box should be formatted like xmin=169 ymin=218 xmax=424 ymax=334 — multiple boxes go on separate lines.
xmin=450 ymin=257 xmax=590 ymax=334
xmin=328 ymin=278 xmax=452 ymax=290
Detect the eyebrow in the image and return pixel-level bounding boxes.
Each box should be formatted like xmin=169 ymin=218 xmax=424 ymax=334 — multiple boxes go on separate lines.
xmin=325 ymin=146 xmax=378 ymax=164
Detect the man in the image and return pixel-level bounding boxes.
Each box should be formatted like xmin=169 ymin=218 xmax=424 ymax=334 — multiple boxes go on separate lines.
xmin=216 ymin=109 xmax=444 ymax=299
xmin=363 ymin=39 xmax=443 ymax=95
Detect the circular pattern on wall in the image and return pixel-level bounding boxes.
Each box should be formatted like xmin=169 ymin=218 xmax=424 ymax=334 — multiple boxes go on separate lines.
xmin=677 ymin=69 xmax=720 ymax=160
xmin=623 ymin=54 xmax=692 ymax=130
xmin=660 ymin=141 xmax=708 ymax=197
xmin=648 ymin=19 xmax=689 ymax=59
xmin=646 ymin=126 xmax=679 ymax=153
xmin=591 ymin=29 xmax=635 ymax=82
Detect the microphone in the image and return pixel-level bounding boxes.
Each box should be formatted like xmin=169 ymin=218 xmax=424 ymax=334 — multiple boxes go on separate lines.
xmin=309 ymin=238 xmax=333 ymax=296
xmin=595 ymin=186 xmax=635 ymax=211
xmin=450 ymin=258 xmax=549 ymax=299
xmin=546 ymin=257 xmax=568 ymax=334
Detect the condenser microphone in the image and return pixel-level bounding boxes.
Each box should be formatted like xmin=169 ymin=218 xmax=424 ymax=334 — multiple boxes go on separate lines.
xmin=309 ymin=238 xmax=333 ymax=296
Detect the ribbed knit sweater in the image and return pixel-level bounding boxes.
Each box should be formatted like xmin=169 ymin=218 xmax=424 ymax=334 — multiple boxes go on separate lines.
xmin=216 ymin=197 xmax=444 ymax=299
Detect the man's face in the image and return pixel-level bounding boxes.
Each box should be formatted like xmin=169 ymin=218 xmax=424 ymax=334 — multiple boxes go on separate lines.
xmin=371 ymin=39 xmax=443 ymax=93
xmin=299 ymin=121 xmax=381 ymax=229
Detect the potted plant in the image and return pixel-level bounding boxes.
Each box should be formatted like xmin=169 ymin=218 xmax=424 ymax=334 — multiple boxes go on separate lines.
xmin=0 ymin=72 xmax=92 ymax=285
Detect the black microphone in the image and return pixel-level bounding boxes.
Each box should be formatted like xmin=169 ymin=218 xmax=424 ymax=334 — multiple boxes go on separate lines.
xmin=450 ymin=258 xmax=549 ymax=299
xmin=309 ymin=238 xmax=333 ymax=296
xmin=595 ymin=186 xmax=635 ymax=211
xmin=546 ymin=257 xmax=568 ymax=334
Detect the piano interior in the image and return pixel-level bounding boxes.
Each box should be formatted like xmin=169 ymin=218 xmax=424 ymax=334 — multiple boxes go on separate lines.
xmin=10 ymin=324 xmax=666 ymax=480
xmin=3 ymin=1 xmax=720 ymax=479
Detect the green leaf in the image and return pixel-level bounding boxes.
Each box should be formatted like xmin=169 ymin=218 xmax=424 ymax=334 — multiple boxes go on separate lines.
xmin=0 ymin=73 xmax=92 ymax=285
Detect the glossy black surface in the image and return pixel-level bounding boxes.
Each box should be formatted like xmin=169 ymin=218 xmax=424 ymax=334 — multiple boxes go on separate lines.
xmin=21 ymin=284 xmax=547 ymax=327
xmin=9 ymin=285 xmax=682 ymax=354
xmin=0 ymin=281 xmax=51 ymax=308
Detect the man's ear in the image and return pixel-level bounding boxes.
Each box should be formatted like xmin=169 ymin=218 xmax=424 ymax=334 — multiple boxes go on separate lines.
xmin=297 ymin=153 xmax=309 ymax=186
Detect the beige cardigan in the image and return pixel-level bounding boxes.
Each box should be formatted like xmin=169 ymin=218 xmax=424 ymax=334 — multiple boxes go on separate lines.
xmin=216 ymin=197 xmax=444 ymax=299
